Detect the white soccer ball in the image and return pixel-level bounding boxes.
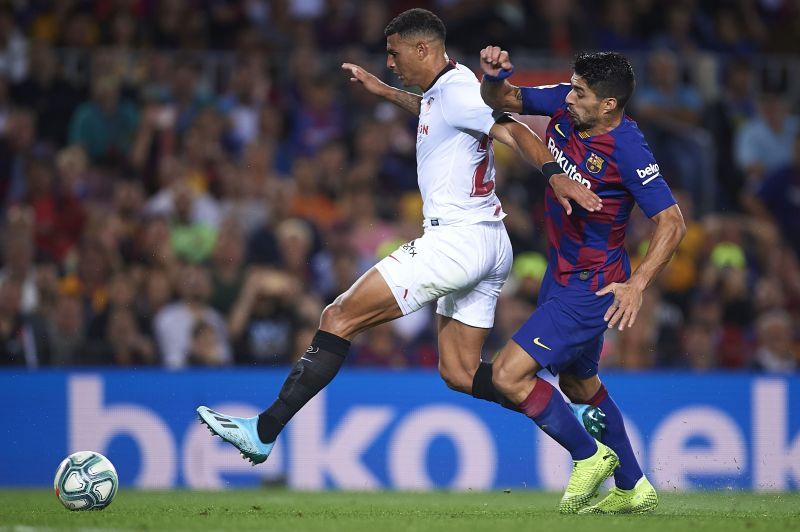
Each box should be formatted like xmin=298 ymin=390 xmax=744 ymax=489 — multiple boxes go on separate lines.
xmin=53 ymin=451 xmax=118 ymax=511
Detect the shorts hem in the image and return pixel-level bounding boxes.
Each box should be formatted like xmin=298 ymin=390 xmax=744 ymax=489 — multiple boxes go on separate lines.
xmin=374 ymin=261 xmax=415 ymax=316
xmin=435 ymin=309 xmax=494 ymax=329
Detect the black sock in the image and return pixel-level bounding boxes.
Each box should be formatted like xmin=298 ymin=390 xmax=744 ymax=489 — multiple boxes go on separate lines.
xmin=471 ymin=361 xmax=522 ymax=413
xmin=257 ymin=330 xmax=350 ymax=443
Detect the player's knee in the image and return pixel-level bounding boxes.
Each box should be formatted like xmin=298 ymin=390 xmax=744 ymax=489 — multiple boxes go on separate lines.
xmin=559 ymin=375 xmax=598 ymax=403
xmin=438 ymin=362 xmax=472 ymax=394
xmin=319 ymin=296 xmax=356 ymax=338
xmin=558 ymin=377 xmax=582 ymax=403
xmin=491 ymin=360 xmax=517 ymax=397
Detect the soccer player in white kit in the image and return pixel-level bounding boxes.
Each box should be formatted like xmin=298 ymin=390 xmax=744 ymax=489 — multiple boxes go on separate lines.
xmin=197 ymin=8 xmax=602 ymax=465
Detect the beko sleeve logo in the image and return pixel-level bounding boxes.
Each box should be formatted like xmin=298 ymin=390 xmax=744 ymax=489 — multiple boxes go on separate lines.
xmin=636 ymin=163 xmax=661 ymax=185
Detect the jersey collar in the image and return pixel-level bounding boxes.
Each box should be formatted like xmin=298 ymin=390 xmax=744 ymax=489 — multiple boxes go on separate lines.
xmin=423 ymin=59 xmax=456 ymax=93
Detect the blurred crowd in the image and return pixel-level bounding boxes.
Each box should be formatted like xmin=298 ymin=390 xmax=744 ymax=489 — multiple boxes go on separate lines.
xmin=0 ymin=0 xmax=798 ymax=372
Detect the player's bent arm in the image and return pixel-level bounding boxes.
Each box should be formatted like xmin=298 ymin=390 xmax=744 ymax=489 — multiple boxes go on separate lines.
xmin=481 ymin=79 xmax=523 ymax=113
xmin=491 ymin=118 xmax=602 ymax=213
xmin=628 ymin=204 xmax=687 ymax=291
xmin=490 ymin=118 xmax=551 ymax=168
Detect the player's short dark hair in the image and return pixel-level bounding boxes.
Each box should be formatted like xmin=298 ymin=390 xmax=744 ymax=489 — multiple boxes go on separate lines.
xmin=384 ymin=8 xmax=446 ymax=43
xmin=573 ymin=52 xmax=635 ymax=110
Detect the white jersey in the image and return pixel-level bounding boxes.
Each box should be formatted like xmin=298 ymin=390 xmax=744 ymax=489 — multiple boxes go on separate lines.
xmin=416 ymin=62 xmax=505 ymax=226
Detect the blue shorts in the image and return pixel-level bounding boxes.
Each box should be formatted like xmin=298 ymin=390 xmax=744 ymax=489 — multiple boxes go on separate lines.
xmin=511 ymin=274 xmax=614 ymax=377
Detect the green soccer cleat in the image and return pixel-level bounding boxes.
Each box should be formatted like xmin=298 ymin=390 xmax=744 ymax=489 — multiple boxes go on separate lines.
xmin=578 ymin=476 xmax=658 ymax=514
xmin=559 ymin=441 xmax=620 ymax=514
xmin=569 ymin=403 xmax=607 ymax=440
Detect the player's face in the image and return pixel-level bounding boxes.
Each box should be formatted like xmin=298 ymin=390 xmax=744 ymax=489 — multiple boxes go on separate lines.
xmin=386 ymin=33 xmax=418 ymax=87
xmin=565 ymin=74 xmax=602 ymax=131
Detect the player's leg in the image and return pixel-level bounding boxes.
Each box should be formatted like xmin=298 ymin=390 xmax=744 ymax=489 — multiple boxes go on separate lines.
xmin=436 ymin=315 xmax=521 ymax=412
xmin=436 ymin=315 xmax=486 ymax=393
xmin=435 ymin=220 xmax=523 ymax=411
xmin=492 ymin=297 xmax=619 ymax=513
xmin=491 ymin=340 xmax=598 ymax=459
xmin=559 ymin=371 xmax=658 ymax=514
xmin=255 ymin=267 xmax=403 ymax=444
xmin=197 ymin=266 xmax=402 ymax=463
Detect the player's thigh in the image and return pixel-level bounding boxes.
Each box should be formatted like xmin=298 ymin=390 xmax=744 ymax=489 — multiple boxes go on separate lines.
xmin=437 ymin=315 xmax=490 ymax=386
xmin=437 ymin=222 xmax=512 ymax=329
xmin=321 ymin=267 xmax=403 ymax=339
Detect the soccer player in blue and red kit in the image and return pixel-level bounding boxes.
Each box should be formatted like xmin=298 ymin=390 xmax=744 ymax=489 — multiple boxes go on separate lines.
xmin=479 ymin=49 xmax=687 ymax=514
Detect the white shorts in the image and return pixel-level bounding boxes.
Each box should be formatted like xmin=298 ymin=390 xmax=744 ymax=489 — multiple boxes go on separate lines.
xmin=375 ymin=220 xmax=512 ymax=329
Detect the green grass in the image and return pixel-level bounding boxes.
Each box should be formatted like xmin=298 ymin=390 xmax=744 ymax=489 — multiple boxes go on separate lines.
xmin=1 ymin=490 xmax=798 ymax=532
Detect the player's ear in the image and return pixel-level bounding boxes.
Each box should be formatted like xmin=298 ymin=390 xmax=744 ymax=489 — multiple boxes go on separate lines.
xmin=416 ymin=40 xmax=427 ymax=59
xmin=603 ymin=97 xmax=619 ymax=114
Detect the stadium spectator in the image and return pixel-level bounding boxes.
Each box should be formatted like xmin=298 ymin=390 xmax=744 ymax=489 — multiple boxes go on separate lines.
xmin=0 ymin=108 xmax=38 ymax=207
xmin=68 ymin=75 xmax=139 ymax=165
xmin=227 ymin=268 xmax=301 ymax=366
xmin=0 ymin=6 xmax=28 ymax=83
xmin=0 ymin=277 xmax=48 ymax=366
xmin=186 ymin=321 xmax=227 ymax=366
xmin=634 ymin=49 xmax=715 ymax=214
xmin=702 ymin=59 xmax=758 ymax=210
xmin=10 ymin=44 xmax=84 ymax=147
xmin=735 ymin=91 xmax=799 ymax=188
xmin=154 ymin=263 xmax=231 ymax=369
xmin=752 ymin=131 xmax=800 ymax=256
xmin=209 ymin=217 xmax=248 ymax=315
xmin=46 ymin=292 xmax=86 ymax=366
xmin=0 ymin=231 xmax=39 ymax=313
xmin=751 ymin=310 xmax=798 ymax=372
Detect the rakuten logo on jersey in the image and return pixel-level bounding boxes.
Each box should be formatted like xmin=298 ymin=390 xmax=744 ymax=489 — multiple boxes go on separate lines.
xmin=636 ymin=163 xmax=660 ymax=184
xmin=547 ymin=137 xmax=591 ymax=188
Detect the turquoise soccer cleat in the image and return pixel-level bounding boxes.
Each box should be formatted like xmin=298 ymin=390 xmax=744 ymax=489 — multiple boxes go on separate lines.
xmin=196 ymin=406 xmax=274 ymax=465
xmin=569 ymin=403 xmax=607 ymax=440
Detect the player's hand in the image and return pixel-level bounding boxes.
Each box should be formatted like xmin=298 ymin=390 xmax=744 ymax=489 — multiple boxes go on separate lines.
xmin=596 ymin=281 xmax=644 ymax=331
xmin=549 ymin=174 xmax=603 ymax=215
xmin=342 ymin=62 xmax=388 ymax=97
xmin=479 ymin=46 xmax=514 ymax=77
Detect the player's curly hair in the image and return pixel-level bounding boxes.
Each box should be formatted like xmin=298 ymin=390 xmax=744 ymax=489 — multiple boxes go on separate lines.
xmin=384 ymin=8 xmax=446 ymax=42
xmin=573 ymin=52 xmax=636 ymax=110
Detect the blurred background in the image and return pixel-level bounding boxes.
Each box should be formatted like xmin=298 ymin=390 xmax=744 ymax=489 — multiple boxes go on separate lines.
xmin=1 ymin=0 xmax=798 ymax=373
xmin=1 ymin=0 xmax=799 ymax=492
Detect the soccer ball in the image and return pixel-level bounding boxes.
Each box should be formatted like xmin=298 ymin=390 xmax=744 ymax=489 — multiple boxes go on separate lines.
xmin=53 ymin=451 xmax=118 ymax=511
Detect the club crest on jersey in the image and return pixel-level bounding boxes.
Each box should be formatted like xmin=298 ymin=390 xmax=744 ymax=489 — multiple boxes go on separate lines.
xmin=424 ymin=96 xmax=435 ymax=113
xmin=585 ymin=152 xmax=605 ymax=174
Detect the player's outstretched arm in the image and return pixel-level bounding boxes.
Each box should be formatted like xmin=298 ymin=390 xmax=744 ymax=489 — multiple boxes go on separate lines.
xmin=491 ymin=118 xmax=602 ymax=213
xmin=597 ymin=204 xmax=687 ymax=330
xmin=342 ymin=63 xmax=421 ymax=115
xmin=479 ymin=46 xmax=523 ymax=113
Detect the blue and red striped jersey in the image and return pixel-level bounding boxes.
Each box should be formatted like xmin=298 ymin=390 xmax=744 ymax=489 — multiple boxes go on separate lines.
xmin=521 ymin=83 xmax=677 ymax=291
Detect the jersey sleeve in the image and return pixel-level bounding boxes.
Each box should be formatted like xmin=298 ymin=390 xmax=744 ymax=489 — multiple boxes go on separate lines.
xmin=439 ymin=81 xmax=496 ymax=136
xmin=615 ymin=134 xmax=677 ymax=218
xmin=520 ymin=83 xmax=571 ymax=116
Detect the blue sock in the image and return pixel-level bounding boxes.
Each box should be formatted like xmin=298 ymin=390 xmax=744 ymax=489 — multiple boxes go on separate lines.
xmin=589 ymin=385 xmax=643 ymax=489
xmin=520 ymin=379 xmax=597 ymax=461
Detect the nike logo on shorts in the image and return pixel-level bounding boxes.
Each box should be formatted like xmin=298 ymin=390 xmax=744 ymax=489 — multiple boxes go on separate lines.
xmin=533 ymin=337 xmax=552 ymax=350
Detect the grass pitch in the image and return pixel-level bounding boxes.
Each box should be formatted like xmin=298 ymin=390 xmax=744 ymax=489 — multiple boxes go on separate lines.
xmin=0 ymin=489 xmax=798 ymax=531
